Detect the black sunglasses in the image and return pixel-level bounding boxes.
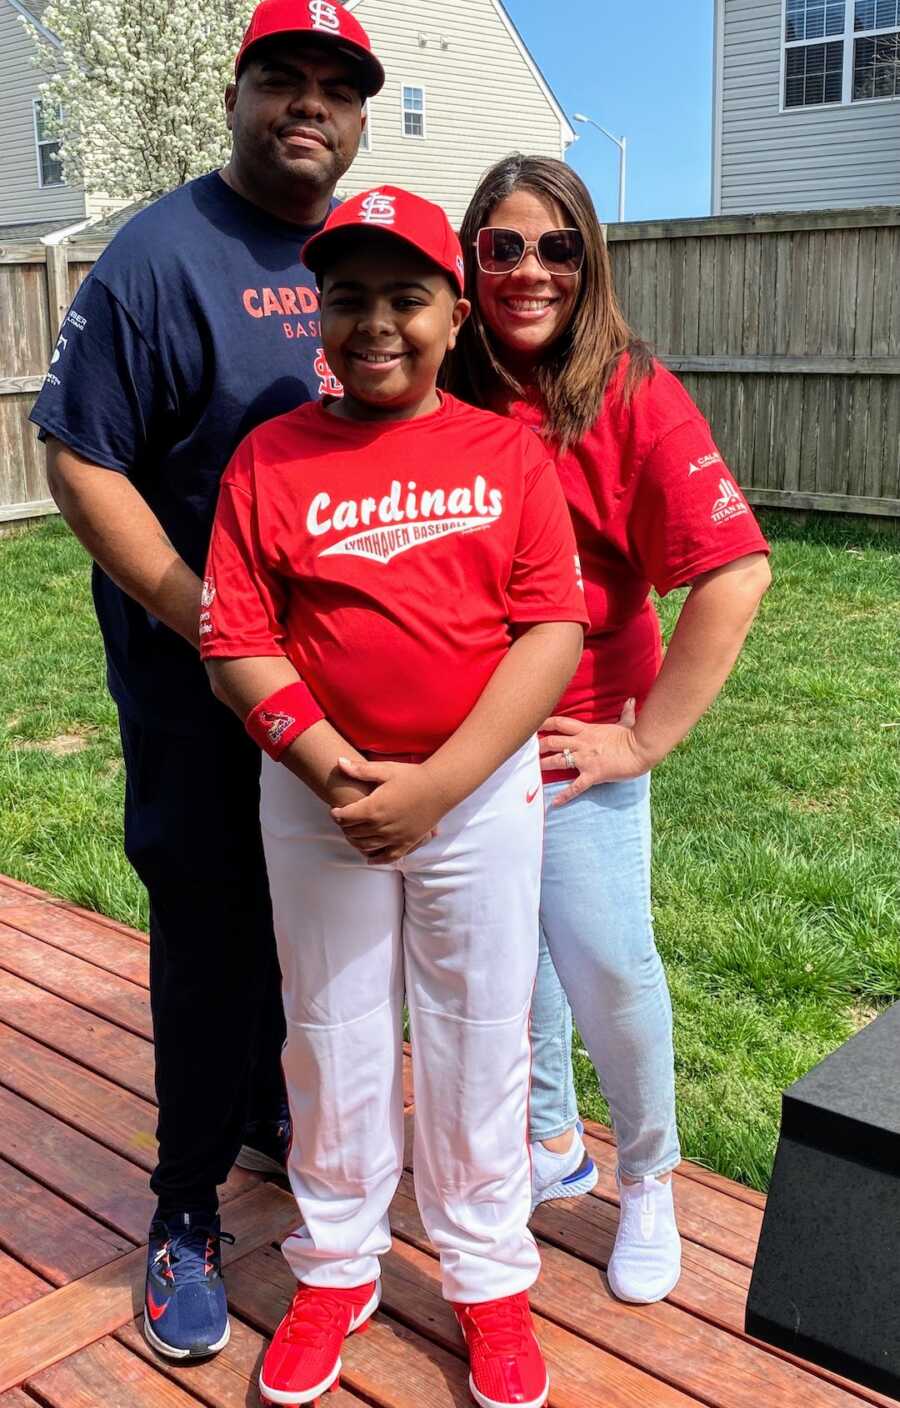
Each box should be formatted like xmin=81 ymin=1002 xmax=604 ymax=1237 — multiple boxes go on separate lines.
xmin=474 ymin=226 xmax=585 ymax=276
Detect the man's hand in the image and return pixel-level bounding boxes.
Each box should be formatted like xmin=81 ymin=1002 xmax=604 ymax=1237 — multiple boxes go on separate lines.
xmin=540 ymin=698 xmax=655 ymax=804
xmin=331 ymin=758 xmax=445 ymax=864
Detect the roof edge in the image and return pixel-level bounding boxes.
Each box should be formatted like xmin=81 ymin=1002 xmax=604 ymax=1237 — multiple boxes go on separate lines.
xmin=5 ymin=0 xmax=61 ymax=48
xmin=344 ymin=0 xmax=576 ymax=146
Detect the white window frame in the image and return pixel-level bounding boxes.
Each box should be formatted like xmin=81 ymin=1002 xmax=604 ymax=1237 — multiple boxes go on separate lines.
xmin=33 ymin=97 xmax=65 ymax=187
xmin=400 ymin=82 xmax=426 ymax=139
xmin=781 ymin=0 xmax=900 ymax=109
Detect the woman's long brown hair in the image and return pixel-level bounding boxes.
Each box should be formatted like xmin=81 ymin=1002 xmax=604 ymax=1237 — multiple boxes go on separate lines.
xmin=445 ymin=154 xmax=653 ymax=450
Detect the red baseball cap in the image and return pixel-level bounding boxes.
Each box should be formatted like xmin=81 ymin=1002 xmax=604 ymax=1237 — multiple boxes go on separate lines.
xmin=303 ymin=186 xmax=466 ymax=295
xmin=235 ymin=0 xmax=385 ymax=96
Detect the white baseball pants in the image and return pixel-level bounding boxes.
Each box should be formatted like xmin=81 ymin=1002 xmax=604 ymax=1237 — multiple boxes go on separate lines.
xmin=259 ymin=739 xmax=543 ymax=1303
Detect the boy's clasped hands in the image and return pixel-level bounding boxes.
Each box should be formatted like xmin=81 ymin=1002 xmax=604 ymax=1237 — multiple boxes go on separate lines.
xmin=330 ymin=755 xmax=443 ymax=863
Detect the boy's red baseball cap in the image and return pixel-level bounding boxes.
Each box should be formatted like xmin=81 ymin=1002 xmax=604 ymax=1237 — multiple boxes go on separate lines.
xmin=302 ymin=186 xmax=466 ymax=295
xmin=235 ymin=0 xmax=385 ymax=96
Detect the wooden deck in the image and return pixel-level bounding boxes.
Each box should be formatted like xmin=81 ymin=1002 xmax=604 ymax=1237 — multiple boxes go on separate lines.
xmin=0 ymin=870 xmax=889 ymax=1408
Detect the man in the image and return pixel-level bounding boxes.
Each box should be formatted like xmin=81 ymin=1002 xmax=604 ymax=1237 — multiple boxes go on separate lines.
xmin=30 ymin=0 xmax=383 ymax=1361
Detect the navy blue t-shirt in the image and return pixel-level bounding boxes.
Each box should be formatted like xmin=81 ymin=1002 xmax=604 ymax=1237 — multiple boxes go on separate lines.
xmin=30 ymin=171 xmax=340 ymax=733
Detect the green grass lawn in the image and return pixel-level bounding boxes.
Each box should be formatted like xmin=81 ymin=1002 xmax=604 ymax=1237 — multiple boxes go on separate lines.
xmin=1 ymin=512 xmax=898 ymax=1190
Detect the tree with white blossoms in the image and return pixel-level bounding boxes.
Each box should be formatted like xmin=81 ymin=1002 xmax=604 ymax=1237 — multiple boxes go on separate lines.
xmin=27 ymin=0 xmax=254 ymax=198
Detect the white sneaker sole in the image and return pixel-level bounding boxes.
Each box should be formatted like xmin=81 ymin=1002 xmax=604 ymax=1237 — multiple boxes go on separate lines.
xmin=531 ymin=1155 xmax=599 ymax=1212
xmin=236 ymin=1144 xmax=287 ymax=1175
xmin=143 ymin=1309 xmax=231 ymax=1359
xmin=258 ymin=1283 xmax=381 ymax=1406
xmin=469 ymin=1369 xmax=550 ymax=1408
xmin=606 ymin=1260 xmax=682 ymax=1305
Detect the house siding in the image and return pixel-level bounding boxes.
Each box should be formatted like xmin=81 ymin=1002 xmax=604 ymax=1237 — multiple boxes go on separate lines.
xmin=0 ymin=0 xmax=87 ymax=227
xmin=717 ymin=0 xmax=900 ymax=213
xmin=340 ymin=0 xmax=570 ymax=226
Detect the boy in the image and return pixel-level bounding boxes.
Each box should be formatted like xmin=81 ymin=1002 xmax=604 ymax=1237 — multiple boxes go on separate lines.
xmin=201 ymin=187 xmax=587 ymax=1408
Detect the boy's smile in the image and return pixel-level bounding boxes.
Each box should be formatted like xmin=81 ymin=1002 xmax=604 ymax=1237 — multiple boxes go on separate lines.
xmin=321 ymin=238 xmax=470 ymax=422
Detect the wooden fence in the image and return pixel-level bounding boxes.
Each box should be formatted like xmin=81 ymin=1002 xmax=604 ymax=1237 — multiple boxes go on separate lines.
xmin=607 ymin=205 xmax=900 ymax=518
xmin=2 ymin=207 xmax=899 ymax=522
xmin=1 ymin=238 xmax=103 ymax=523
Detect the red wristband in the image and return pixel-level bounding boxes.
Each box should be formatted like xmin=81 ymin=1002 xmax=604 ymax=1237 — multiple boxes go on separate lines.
xmin=245 ymin=681 xmax=324 ymax=760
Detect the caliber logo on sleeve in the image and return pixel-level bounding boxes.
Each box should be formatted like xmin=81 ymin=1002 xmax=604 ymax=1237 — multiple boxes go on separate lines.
xmin=711 ymin=477 xmax=749 ymax=525
xmin=309 ymin=0 xmax=340 ymax=31
xmin=360 ymin=192 xmax=397 ymax=226
xmin=308 ymin=475 xmax=504 ymax=564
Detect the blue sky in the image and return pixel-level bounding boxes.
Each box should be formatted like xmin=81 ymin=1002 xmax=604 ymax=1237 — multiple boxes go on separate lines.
xmin=504 ymin=0 xmax=715 ymax=224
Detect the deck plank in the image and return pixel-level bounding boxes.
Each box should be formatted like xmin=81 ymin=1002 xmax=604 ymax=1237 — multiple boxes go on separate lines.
xmin=0 ymin=1185 xmax=299 ymax=1395
xmin=0 ymin=1158 xmax=132 ymax=1284
xmin=117 ymin=1313 xmax=370 ymax=1408
xmin=0 ymin=970 xmax=155 ymax=1101
xmin=27 ymin=1337 xmax=206 ymax=1408
xmin=0 ymin=926 xmax=151 ymax=1038
xmin=0 ymin=904 xmax=149 ymax=987
xmin=0 ymin=1086 xmax=156 ymax=1241
xmin=0 ymin=1252 xmax=49 ymax=1319
xmin=0 ymin=1027 xmax=259 ymax=1212
xmin=0 ymin=1021 xmax=158 ymax=1169
xmin=0 ymin=1390 xmax=42 ymax=1407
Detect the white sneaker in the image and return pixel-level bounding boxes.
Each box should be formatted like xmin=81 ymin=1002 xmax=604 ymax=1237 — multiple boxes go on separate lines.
xmin=606 ymin=1172 xmax=682 ymax=1303
xmin=530 ymin=1120 xmax=599 ymax=1212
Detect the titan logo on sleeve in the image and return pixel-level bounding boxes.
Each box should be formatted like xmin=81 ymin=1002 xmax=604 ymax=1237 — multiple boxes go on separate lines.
xmin=307 ymin=476 xmax=504 ymax=563
xmin=711 ymin=478 xmax=749 ymax=525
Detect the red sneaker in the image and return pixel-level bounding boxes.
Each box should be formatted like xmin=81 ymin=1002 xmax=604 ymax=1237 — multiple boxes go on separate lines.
xmin=452 ymin=1291 xmax=549 ymax=1408
xmin=259 ymin=1281 xmax=379 ymax=1405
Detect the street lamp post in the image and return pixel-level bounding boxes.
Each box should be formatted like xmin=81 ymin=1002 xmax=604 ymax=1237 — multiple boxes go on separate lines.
xmin=573 ymin=112 xmax=627 ymax=223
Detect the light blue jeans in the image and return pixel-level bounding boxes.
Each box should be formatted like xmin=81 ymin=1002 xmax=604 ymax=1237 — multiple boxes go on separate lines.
xmin=530 ymin=775 xmax=681 ymax=1179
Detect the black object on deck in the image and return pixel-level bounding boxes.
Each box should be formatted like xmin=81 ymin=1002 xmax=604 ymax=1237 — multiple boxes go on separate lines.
xmin=745 ymin=1000 xmax=900 ymax=1397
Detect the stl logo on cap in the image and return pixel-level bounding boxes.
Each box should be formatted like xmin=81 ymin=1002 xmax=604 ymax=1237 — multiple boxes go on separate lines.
xmin=360 ymin=192 xmax=397 ymax=226
xmin=309 ymin=0 xmax=340 ymax=30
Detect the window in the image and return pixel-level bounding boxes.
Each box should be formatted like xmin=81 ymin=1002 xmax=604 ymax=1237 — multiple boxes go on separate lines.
xmin=785 ymin=38 xmax=844 ymax=104
xmin=783 ymin=0 xmax=900 ymax=104
xmin=853 ymin=0 xmax=900 ymax=98
xmin=402 ymin=84 xmax=425 ymax=138
xmin=33 ymin=99 xmax=65 ymax=187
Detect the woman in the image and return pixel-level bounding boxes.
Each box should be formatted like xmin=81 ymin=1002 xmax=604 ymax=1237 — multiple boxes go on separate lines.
xmin=447 ymin=156 xmax=771 ymax=1305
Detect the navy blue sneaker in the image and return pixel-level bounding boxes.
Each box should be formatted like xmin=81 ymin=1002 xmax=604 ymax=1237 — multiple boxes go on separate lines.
xmin=236 ymin=1105 xmax=291 ymax=1176
xmin=143 ymin=1211 xmax=234 ymax=1359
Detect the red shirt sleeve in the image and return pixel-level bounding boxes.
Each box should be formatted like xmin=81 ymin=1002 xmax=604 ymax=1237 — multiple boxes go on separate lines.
xmin=199 ymin=439 xmax=288 ymax=660
xmin=628 ymin=417 xmax=770 ymax=597
xmin=506 ymin=447 xmax=590 ymax=626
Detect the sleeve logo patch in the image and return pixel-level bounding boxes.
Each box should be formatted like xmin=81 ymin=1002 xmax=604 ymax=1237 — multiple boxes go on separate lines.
xmin=688 ymin=452 xmax=722 ymax=476
xmin=259 ymin=709 xmax=296 ymax=745
xmin=711 ymin=478 xmax=749 ymax=525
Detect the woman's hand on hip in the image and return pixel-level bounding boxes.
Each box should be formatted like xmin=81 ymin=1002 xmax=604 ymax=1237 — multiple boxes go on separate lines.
xmin=539 ymin=699 xmax=654 ymax=804
xmin=330 ymin=758 xmax=442 ymax=863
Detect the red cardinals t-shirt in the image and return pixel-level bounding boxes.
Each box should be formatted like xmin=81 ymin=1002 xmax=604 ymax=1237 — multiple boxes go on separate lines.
xmin=508 ymin=357 xmax=769 ymax=775
xmin=201 ymin=392 xmax=588 ymax=754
